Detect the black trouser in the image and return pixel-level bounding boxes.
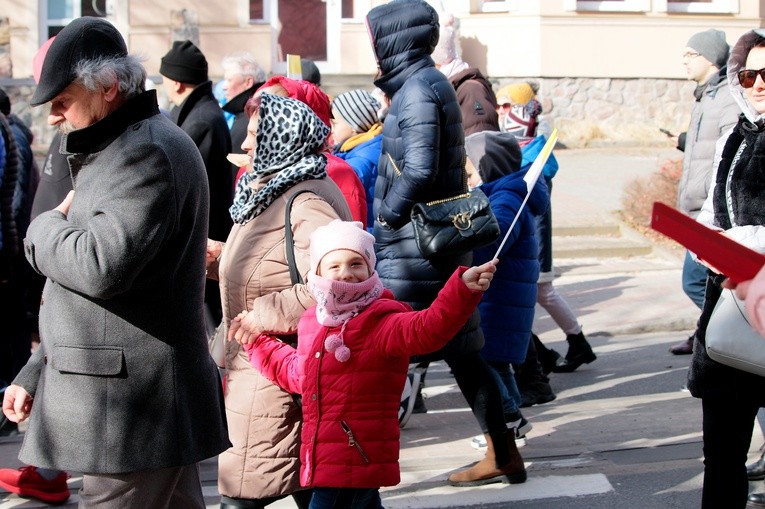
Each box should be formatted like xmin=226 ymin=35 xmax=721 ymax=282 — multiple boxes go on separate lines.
xmin=444 ymin=349 xmax=511 ymax=465
xmin=221 ymin=490 xmax=312 ymax=509
xmin=701 ymin=396 xmax=759 ymax=508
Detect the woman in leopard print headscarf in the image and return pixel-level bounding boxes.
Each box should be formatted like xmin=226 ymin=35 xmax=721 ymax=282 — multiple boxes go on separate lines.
xmin=206 ymin=93 xmax=352 ymax=509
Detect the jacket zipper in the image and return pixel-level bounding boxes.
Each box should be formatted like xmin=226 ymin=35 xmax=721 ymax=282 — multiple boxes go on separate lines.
xmin=340 ymin=420 xmax=370 ymax=463
xmin=385 ymin=153 xmax=402 ymax=177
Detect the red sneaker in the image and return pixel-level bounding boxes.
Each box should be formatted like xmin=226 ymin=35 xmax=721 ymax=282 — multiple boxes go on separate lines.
xmin=0 ymin=466 xmax=70 ymax=504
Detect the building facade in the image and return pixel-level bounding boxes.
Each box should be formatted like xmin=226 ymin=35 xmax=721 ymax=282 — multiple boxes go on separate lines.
xmin=1 ymin=0 xmax=762 ymax=147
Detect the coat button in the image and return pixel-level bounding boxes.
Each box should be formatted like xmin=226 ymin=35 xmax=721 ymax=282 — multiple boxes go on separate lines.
xmin=311 ymin=394 xmax=317 ymax=401
xmin=43 ymin=355 xmax=47 ymax=365
xmin=315 ymin=351 xmax=320 ymax=358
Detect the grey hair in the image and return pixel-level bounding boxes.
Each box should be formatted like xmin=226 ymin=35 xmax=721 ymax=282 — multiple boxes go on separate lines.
xmin=221 ymin=51 xmax=266 ymax=83
xmin=73 ymin=54 xmax=147 ymax=99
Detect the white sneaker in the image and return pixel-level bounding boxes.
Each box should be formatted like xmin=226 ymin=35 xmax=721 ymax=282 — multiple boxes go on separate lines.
xmin=470 ymin=434 xmax=487 ymax=450
xmin=469 ymin=431 xmax=528 ymax=449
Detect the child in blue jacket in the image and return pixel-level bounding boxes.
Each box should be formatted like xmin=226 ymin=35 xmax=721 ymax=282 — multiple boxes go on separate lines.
xmin=465 ymin=130 xmax=549 ymax=447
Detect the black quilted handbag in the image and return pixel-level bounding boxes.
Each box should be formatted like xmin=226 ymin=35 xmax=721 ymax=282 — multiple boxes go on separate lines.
xmin=410 ymin=187 xmax=500 ymax=259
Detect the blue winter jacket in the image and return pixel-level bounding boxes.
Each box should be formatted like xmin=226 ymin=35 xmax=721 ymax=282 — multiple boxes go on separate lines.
xmin=334 ymin=134 xmax=382 ymax=229
xmin=474 ymin=170 xmax=549 ymax=364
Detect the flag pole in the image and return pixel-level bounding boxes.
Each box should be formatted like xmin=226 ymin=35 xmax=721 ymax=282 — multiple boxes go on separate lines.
xmin=492 ymin=129 xmax=558 ymax=260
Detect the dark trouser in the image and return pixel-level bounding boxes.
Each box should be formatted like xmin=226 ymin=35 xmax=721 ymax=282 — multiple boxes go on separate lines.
xmin=221 ymin=490 xmax=312 ymax=509
xmin=309 ymin=488 xmax=381 ymax=509
xmin=701 ymin=395 xmax=759 ymax=508
xmin=535 ymin=177 xmax=553 ymax=273
xmin=79 ymin=464 xmax=204 ymax=509
xmin=444 ymin=350 xmax=510 ymax=465
xmin=0 ymin=261 xmax=31 ymax=386
xmin=515 ymin=335 xmax=546 ymax=387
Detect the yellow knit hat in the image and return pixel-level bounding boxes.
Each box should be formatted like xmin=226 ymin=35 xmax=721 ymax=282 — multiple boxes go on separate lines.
xmin=496 ymin=83 xmax=535 ymax=106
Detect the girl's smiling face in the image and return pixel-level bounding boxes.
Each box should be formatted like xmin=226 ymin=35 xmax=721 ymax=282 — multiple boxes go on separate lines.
xmin=317 ymin=249 xmax=370 ymax=282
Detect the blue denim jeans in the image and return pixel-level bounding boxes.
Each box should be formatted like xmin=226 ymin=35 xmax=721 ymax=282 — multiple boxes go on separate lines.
xmin=682 ymin=250 xmax=707 ymax=310
xmin=486 ymin=361 xmax=521 ymax=416
xmin=309 ymin=488 xmax=382 ymax=509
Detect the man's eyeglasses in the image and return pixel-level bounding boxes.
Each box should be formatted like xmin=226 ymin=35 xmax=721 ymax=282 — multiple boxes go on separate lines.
xmin=682 ymin=51 xmax=701 ymax=60
xmin=738 ymin=67 xmax=765 ymax=89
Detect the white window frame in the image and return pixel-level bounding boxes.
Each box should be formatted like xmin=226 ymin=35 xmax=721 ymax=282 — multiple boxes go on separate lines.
xmin=41 ymin=0 xmax=80 ymax=42
xmin=474 ymin=0 xmax=519 ymax=13
xmin=563 ymin=0 xmax=651 ymax=12
xmin=655 ymin=0 xmax=739 ymax=14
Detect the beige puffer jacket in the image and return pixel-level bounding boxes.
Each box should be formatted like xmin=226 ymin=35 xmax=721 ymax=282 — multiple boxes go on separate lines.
xmin=213 ymin=177 xmax=350 ymax=499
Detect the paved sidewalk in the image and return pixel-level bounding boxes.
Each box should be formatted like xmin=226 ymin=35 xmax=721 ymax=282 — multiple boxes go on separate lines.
xmin=1 ymin=145 xmax=712 ymax=508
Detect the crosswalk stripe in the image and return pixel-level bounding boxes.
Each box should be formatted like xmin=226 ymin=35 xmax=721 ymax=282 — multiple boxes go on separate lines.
xmin=382 ymin=474 xmax=613 ymax=507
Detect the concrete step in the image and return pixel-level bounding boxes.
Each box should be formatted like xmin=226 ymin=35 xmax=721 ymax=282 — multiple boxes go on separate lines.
xmin=551 ymin=219 xmax=656 ymax=259
xmin=552 ymin=233 xmax=653 ymax=259
xmin=552 ymin=223 xmax=621 ymax=237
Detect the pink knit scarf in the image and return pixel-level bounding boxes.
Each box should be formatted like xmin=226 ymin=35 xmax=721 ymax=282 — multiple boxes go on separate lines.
xmin=306 ymin=272 xmax=384 ymax=362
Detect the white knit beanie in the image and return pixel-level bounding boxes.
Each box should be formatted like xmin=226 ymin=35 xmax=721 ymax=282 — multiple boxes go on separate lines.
xmin=332 ymin=89 xmax=380 ymax=133
xmin=310 ymin=220 xmax=377 ymax=276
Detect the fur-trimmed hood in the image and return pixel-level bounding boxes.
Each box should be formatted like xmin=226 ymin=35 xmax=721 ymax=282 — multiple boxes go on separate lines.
xmin=727 ymin=29 xmax=765 ymax=124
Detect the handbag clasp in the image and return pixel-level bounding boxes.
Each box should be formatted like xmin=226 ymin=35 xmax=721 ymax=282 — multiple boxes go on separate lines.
xmin=452 ymin=211 xmax=472 ymax=231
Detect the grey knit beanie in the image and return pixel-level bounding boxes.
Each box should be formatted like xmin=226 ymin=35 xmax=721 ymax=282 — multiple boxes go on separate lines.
xmin=332 ymin=90 xmax=379 ymax=133
xmin=687 ymin=29 xmax=729 ymax=69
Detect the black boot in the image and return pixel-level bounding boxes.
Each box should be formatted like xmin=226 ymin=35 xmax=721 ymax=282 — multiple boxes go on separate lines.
xmin=749 ymin=493 xmax=765 ymax=507
xmin=516 ymin=336 xmax=556 ymax=407
xmin=519 ymin=380 xmax=556 ymax=408
xmin=553 ymin=332 xmax=596 ymax=373
xmin=532 ymin=334 xmax=565 ymax=375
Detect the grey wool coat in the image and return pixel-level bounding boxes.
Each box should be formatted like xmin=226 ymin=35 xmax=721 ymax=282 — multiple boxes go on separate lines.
xmin=18 ymin=90 xmax=230 ymax=474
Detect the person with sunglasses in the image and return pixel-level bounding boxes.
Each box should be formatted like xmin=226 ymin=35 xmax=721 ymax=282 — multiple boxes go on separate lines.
xmin=687 ymin=28 xmax=765 ymax=508
xmin=668 ymin=29 xmax=740 ymax=357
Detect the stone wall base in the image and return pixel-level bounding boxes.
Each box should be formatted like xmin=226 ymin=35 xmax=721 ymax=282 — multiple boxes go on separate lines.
xmin=0 ymin=75 xmax=697 ymax=152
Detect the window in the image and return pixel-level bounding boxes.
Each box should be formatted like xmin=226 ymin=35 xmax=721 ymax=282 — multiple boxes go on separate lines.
xmin=342 ymin=0 xmax=353 ymax=19
xmin=657 ymin=0 xmax=739 ymax=13
xmin=563 ymin=0 xmax=651 ymax=12
xmin=44 ymin=0 xmax=106 ymax=39
xmin=475 ymin=0 xmax=519 ymax=12
xmin=250 ymin=0 xmax=270 ymax=22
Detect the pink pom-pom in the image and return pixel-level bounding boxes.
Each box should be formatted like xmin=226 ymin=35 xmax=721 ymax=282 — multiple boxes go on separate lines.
xmin=334 ymin=345 xmax=351 ymax=362
xmin=325 ymin=334 xmax=343 ymax=353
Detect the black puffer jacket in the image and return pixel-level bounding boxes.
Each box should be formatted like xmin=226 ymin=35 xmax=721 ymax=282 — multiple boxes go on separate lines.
xmin=366 ymin=0 xmax=483 ymax=354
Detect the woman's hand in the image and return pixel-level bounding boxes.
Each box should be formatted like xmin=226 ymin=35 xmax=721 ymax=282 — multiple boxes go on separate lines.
xmin=462 ymin=259 xmax=498 ymax=291
xmin=206 ymin=239 xmax=223 ymax=269
xmin=228 ymin=309 xmax=261 ymax=345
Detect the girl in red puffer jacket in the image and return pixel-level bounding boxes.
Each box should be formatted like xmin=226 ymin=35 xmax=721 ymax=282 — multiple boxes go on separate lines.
xmin=239 ymin=219 xmax=515 ymax=509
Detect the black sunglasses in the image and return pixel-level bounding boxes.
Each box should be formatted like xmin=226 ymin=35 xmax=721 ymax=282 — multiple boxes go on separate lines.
xmin=738 ymin=67 xmax=765 ymax=88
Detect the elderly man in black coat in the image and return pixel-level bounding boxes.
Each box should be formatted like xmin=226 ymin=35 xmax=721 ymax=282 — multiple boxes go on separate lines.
xmin=161 ymin=39 xmax=234 ymax=326
xmin=3 ymin=18 xmax=229 ymax=508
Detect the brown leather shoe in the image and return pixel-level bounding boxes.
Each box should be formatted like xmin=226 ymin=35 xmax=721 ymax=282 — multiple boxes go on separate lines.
xmin=448 ymin=433 xmax=527 ymax=487
xmin=669 ymin=336 xmax=693 ymax=355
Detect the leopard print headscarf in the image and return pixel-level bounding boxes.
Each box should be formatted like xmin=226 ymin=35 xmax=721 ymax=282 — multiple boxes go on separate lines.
xmin=230 ymin=94 xmax=330 ymax=224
